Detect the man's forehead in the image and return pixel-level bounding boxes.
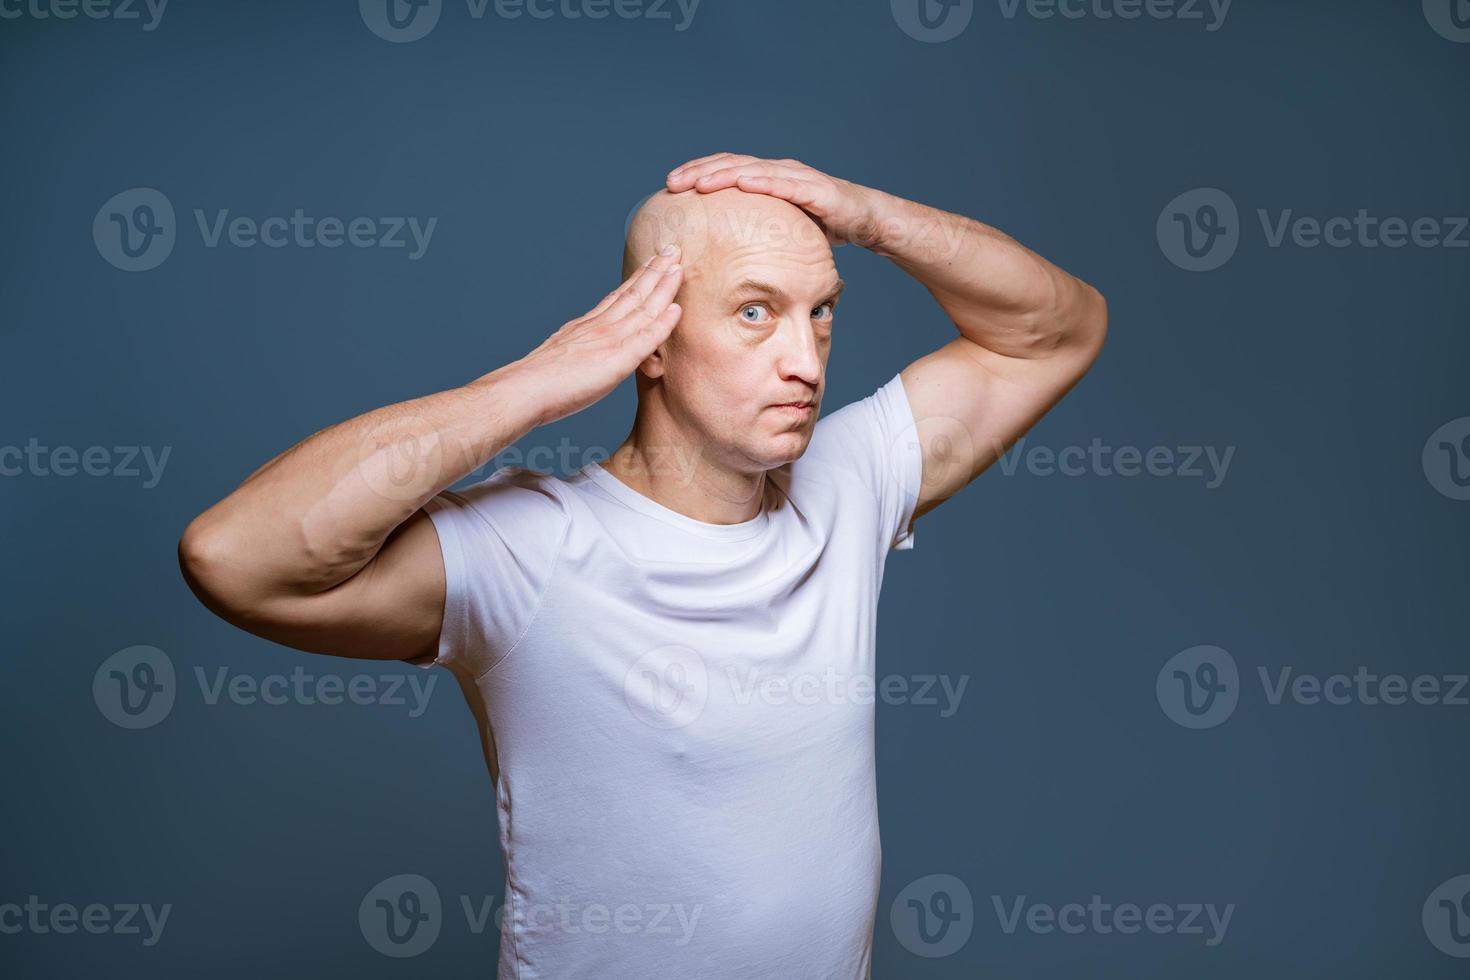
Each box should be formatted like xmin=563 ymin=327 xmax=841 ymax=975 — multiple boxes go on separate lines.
xmin=697 ymin=196 xmax=838 ymax=297
xmin=705 ymin=246 xmax=843 ymax=301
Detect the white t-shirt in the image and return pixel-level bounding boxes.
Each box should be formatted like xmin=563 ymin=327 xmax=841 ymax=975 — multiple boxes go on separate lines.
xmin=410 ymin=372 xmax=923 ymax=979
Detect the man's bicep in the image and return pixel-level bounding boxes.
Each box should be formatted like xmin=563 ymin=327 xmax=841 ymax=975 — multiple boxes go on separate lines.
xmin=900 ymin=334 xmax=1099 ymax=521
xmin=235 ymin=509 xmax=448 ymax=663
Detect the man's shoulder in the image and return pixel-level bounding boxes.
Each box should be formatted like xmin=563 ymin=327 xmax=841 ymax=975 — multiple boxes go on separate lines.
xmin=454 ymin=463 xmax=579 ymax=496
xmin=432 ymin=465 xmax=578 ymax=531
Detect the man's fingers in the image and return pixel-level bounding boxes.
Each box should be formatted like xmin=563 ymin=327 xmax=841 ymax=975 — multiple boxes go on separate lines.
xmin=620 ymin=298 xmax=682 ymax=365
xmin=605 ymin=253 xmax=681 ymax=320
xmin=596 ymin=246 xmax=679 ymax=317
xmin=669 ymin=151 xmax=734 ymax=174
xmin=616 ymin=261 xmax=682 ymax=323
xmin=644 ymin=301 xmax=683 ymax=345
xmin=626 ymin=247 xmax=679 ymax=302
xmin=628 ymin=262 xmax=683 ymax=323
xmin=666 ymin=153 xmax=817 ymax=193
xmin=666 ymin=151 xmax=740 ymax=181
xmin=734 ymin=174 xmax=825 ymax=210
xmin=666 ymin=153 xmax=759 ymax=189
xmin=587 ymin=251 xmax=660 ymax=317
xmin=690 ymin=162 xmax=810 ymax=194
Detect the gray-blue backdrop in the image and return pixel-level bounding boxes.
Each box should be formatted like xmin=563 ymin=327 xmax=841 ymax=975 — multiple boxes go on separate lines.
xmin=3 ymin=0 xmax=1468 ymax=976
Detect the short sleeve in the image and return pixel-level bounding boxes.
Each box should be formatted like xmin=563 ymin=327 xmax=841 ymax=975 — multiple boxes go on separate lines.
xmin=404 ymin=467 xmax=572 ymax=677
xmin=802 ymin=372 xmax=924 ymax=552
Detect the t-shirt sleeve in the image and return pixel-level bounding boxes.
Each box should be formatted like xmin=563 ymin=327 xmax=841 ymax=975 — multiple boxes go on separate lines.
xmin=404 ymin=467 xmax=572 ymax=677
xmin=804 ymin=371 xmax=924 ymax=552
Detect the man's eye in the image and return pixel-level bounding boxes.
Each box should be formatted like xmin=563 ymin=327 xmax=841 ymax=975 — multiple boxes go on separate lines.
xmin=812 ymin=302 xmax=834 ymax=320
xmin=739 ymin=304 xmax=770 ymax=323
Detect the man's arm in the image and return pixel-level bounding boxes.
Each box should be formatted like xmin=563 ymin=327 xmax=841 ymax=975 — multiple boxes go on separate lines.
xmin=178 ymin=246 xmax=686 ymax=662
xmin=665 ymin=154 xmax=1107 ymax=520
xmin=866 ymin=191 xmax=1107 ymax=519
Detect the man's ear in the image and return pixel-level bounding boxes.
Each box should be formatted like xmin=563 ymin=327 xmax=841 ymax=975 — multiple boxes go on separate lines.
xmin=639 ymin=300 xmax=681 ymax=379
xmin=639 ymin=347 xmax=667 ymax=379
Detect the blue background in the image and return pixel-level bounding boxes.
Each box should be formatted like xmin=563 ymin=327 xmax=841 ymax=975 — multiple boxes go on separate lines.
xmin=3 ymin=0 xmax=1468 ymax=975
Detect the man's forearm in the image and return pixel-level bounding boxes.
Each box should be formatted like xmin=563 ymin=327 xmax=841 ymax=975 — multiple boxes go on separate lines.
xmin=181 ymin=360 xmax=545 ymax=602
xmin=862 ymin=189 xmax=1105 ymax=359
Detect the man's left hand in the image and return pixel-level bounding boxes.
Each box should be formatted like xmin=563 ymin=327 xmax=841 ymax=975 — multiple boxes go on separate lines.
xmin=665 ymin=152 xmax=884 ymax=248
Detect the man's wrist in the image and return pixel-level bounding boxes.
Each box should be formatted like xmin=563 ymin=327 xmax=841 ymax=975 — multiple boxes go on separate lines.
xmin=864 ymin=191 xmax=973 ymax=267
xmin=856 ymin=187 xmax=912 ymax=257
xmin=466 ymin=359 xmax=553 ymax=435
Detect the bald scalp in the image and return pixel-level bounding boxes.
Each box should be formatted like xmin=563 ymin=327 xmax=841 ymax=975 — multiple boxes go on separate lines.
xmin=622 ymin=188 xmax=831 ymax=281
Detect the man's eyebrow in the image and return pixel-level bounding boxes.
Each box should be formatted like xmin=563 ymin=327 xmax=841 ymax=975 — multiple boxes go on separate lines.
xmin=728 ymin=278 xmax=846 ymax=303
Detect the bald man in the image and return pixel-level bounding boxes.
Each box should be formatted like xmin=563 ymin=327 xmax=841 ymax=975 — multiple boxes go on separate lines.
xmin=179 ymin=153 xmax=1107 ymax=978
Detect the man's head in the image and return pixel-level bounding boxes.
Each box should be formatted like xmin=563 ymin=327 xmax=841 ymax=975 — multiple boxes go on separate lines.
xmin=622 ymin=187 xmax=843 ymax=476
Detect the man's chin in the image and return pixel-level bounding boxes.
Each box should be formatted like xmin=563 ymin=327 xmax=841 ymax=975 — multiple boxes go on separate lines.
xmin=756 ymin=430 xmax=814 ymax=469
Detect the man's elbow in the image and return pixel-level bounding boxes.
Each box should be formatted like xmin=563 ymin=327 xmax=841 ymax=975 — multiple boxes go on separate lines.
xmin=180 ymin=517 xmax=224 ymax=601
xmin=1076 ymin=280 xmax=1108 ymax=360
xmin=1019 ymin=274 xmax=1107 ymax=361
xmin=1035 ymin=277 xmax=1106 ymax=365
xmin=178 ymin=514 xmax=256 ymax=623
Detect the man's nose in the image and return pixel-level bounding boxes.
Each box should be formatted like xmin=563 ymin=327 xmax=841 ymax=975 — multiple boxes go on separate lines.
xmin=775 ymin=319 xmax=823 ymax=386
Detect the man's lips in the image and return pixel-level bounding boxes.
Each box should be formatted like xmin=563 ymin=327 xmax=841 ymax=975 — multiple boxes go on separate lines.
xmin=771 ymin=401 xmax=816 ymax=415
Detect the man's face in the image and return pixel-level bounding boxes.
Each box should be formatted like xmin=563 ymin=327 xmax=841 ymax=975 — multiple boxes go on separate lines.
xmin=627 ymin=189 xmax=843 ymax=475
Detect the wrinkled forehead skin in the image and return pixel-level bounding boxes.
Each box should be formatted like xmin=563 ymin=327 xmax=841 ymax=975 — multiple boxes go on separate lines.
xmin=622 ymin=188 xmax=835 ymax=293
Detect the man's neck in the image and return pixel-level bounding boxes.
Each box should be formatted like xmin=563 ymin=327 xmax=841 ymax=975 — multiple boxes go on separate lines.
xmin=601 ymin=432 xmax=766 ymax=526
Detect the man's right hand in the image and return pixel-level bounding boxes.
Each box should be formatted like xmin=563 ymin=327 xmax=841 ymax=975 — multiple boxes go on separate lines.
xmin=518 ymin=243 xmax=684 ymax=427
